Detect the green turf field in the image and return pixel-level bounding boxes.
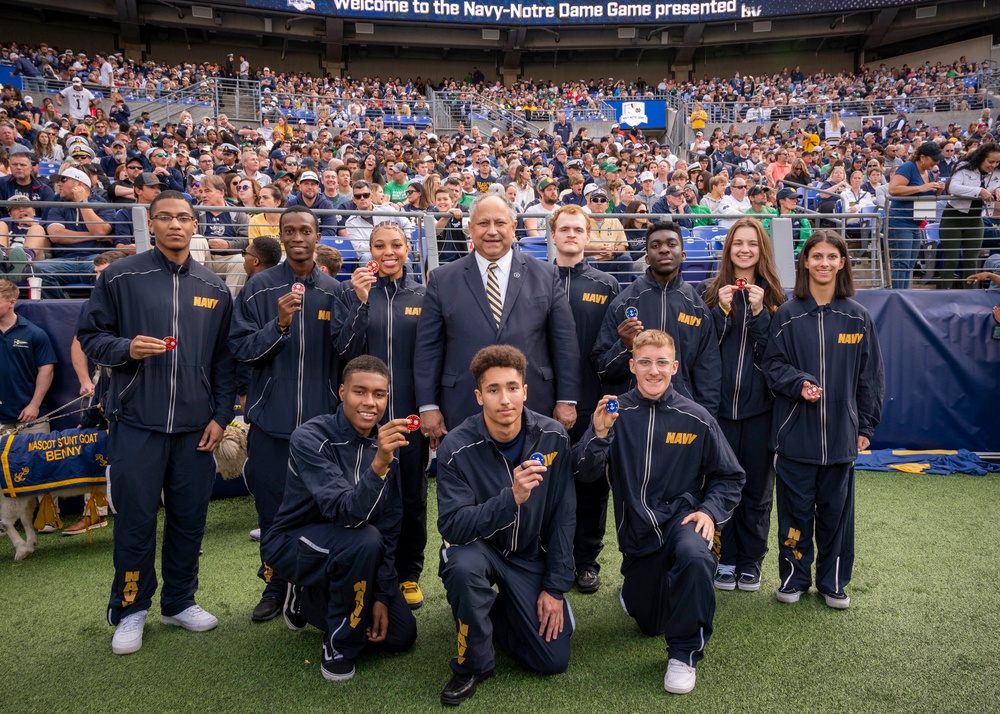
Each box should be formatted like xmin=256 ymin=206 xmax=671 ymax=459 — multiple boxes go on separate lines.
xmin=2 ymin=470 xmax=998 ymax=713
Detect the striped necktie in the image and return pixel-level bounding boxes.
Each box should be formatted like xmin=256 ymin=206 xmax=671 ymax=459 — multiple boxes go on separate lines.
xmin=486 ymin=262 xmax=503 ymax=329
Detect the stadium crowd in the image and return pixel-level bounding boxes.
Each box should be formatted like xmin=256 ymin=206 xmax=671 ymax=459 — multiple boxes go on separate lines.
xmin=1 ymin=37 xmax=997 ymax=704
xmin=1 ymin=40 xmax=999 ymax=295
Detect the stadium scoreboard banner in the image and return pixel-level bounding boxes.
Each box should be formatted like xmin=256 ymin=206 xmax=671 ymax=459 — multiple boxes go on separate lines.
xmin=248 ymin=0 xmax=923 ymax=24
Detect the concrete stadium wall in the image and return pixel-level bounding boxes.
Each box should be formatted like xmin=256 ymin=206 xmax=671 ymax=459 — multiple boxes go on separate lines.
xmin=867 ymin=36 xmax=996 ymax=70
xmin=146 ymin=40 xmax=324 ymax=76
xmin=695 ymin=109 xmax=993 ymax=148
xmin=695 ymin=49 xmax=856 ymax=82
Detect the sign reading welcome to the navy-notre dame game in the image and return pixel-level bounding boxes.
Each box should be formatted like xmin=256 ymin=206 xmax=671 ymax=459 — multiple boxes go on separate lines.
xmin=245 ymin=0 xmax=923 ymax=25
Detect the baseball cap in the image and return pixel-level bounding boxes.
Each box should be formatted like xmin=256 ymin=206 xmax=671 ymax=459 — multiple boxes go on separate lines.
xmin=587 ymin=187 xmax=608 ymax=200
xmin=776 ymin=187 xmax=800 ymax=202
xmin=134 ymin=172 xmax=169 ymax=189
xmin=536 ymin=176 xmax=556 ymax=192
xmin=748 ymin=185 xmax=768 ymax=197
xmin=56 ymin=167 xmax=92 ymax=188
xmin=269 ymin=149 xmax=287 ymax=161
xmin=917 ymin=141 xmax=944 ymax=161
xmin=639 ymin=171 xmax=655 ymax=182
xmin=298 ymin=171 xmax=320 ymax=183
xmin=23 ymin=96 xmax=33 ymax=104
xmin=392 ymin=162 xmax=408 ymax=173
xmin=665 ymin=185 xmax=684 ymax=197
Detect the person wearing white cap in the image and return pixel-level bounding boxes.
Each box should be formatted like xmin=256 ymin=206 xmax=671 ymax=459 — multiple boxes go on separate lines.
xmin=636 ymin=171 xmax=660 ymax=211
xmin=285 ymin=171 xmax=340 ymax=236
xmin=56 ymin=76 xmax=97 ymax=121
xmin=29 ymin=168 xmax=114 ymax=298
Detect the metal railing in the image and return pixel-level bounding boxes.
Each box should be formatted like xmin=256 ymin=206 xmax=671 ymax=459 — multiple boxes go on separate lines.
xmin=9 ymin=196 xmax=995 ymax=296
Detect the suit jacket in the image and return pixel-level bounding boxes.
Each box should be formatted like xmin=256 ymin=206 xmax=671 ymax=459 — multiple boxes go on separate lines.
xmin=414 ymin=249 xmax=581 ymax=428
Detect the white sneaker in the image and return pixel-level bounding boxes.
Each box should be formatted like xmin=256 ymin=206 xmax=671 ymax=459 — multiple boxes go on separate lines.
xmin=161 ymin=605 xmax=219 ymax=632
xmin=664 ymin=658 xmax=697 ymax=694
xmin=249 ymin=528 xmax=261 ymax=542
xmin=112 ymin=610 xmax=148 ymax=655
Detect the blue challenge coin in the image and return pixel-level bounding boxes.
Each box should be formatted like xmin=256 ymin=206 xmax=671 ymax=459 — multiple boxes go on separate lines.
xmin=606 ymin=400 xmax=619 ymax=414
xmin=625 ymin=306 xmax=638 ymax=320
xmin=529 ymin=452 xmax=545 ymax=465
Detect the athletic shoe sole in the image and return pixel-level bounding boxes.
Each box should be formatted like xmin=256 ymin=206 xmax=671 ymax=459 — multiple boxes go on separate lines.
xmin=775 ymin=588 xmax=804 ymax=604
xmin=822 ymin=592 xmax=851 ymax=609
xmin=737 ymin=577 xmax=762 ymax=592
xmin=713 ymin=578 xmax=736 ymax=591
xmin=321 ymin=662 xmax=355 ymax=682
xmin=161 ymin=614 xmax=218 ymax=632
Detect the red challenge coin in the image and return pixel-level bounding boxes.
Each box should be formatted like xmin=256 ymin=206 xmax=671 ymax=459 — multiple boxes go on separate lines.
xmin=735 ymin=278 xmax=749 ymax=290
xmin=291 ymin=282 xmax=306 ymax=294
xmin=405 ymin=415 xmax=421 ymax=432
xmin=163 ymin=336 xmax=177 ymax=351
xmin=366 ymin=260 xmax=379 ymax=274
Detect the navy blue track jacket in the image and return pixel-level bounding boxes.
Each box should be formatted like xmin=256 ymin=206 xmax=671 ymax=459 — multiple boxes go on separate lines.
xmin=592 ymin=270 xmax=721 ymax=414
xmin=697 ymin=278 xmax=775 ymax=421
xmin=262 ymin=408 xmax=402 ymax=604
xmin=437 ymin=409 xmax=576 ymax=598
xmin=762 ymin=295 xmax=885 ymax=465
xmin=574 ymin=386 xmax=745 ymax=558
xmin=557 ymin=259 xmax=620 ymax=413
xmin=76 ymin=248 xmax=236 ymax=433
xmin=333 ymin=270 xmax=425 ymax=422
xmin=230 ymin=261 xmax=345 ymax=439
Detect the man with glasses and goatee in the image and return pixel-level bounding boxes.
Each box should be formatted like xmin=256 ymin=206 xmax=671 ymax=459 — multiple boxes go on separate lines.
xmin=78 ymin=190 xmax=236 ymax=656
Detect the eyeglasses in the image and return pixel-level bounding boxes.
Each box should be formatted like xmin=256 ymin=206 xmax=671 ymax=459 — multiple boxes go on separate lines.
xmin=240 ymin=248 xmax=258 ymax=259
xmin=152 ymin=153 xmax=167 ymax=158
xmin=634 ymin=358 xmax=675 ymax=370
xmin=354 ymin=192 xmax=371 ymax=199
xmin=405 ymin=189 xmax=419 ymax=195
xmin=590 ymin=197 xmax=608 ymax=203
xmin=152 ymin=214 xmax=196 ymax=224
xmin=238 ymin=184 xmax=252 ymax=191
xmin=732 ymin=184 xmax=748 ymax=189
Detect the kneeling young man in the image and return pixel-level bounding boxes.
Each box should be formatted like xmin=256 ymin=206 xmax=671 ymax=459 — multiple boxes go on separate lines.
xmin=575 ymin=330 xmax=745 ymax=694
xmin=261 ymin=356 xmax=417 ymax=682
xmin=437 ymin=345 xmax=576 ymax=706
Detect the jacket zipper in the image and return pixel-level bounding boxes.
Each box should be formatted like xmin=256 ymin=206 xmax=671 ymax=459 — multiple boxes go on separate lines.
xmin=296 ymin=285 xmax=305 ymax=427
xmin=353 ymin=444 xmax=363 ymax=484
xmin=641 ymin=403 xmax=664 ymax=547
xmin=167 ymin=271 xmax=179 ymax=431
xmin=385 ymin=281 xmax=395 ymax=420
xmin=818 ymin=310 xmax=827 ymax=463
xmin=502 ymin=452 xmax=519 ymax=555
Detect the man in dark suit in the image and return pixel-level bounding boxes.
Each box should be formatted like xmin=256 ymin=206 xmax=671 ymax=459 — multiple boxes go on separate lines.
xmin=414 ymin=194 xmax=581 ymax=448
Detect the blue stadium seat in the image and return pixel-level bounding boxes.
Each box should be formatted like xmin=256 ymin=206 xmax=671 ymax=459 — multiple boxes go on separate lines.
xmin=682 ymin=236 xmax=717 ymax=284
xmin=693 ymin=224 xmax=727 ymax=252
xmin=38 ymin=162 xmax=60 ymax=178
xmin=319 ymin=238 xmax=357 ymax=280
xmin=963 ymin=77 xmax=978 ymax=88
xmin=516 ymin=238 xmax=549 ymax=261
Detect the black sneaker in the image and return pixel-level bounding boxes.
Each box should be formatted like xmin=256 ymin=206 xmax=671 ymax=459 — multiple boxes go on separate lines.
xmin=576 ymin=569 xmax=600 ymax=593
xmin=251 ymin=596 xmax=282 ymax=622
xmin=714 ymin=571 xmax=737 ymax=591
xmin=737 ymin=572 xmax=761 ymax=592
xmin=821 ymin=591 xmax=851 ymax=609
xmin=321 ymin=649 xmax=355 ymax=682
xmin=283 ymin=584 xmax=307 ymax=631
